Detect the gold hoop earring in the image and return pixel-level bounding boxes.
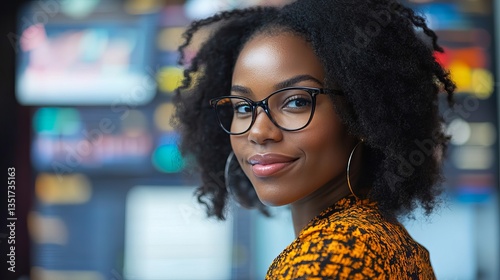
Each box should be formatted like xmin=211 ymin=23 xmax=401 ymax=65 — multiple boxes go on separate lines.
xmin=346 ymin=140 xmax=363 ymax=200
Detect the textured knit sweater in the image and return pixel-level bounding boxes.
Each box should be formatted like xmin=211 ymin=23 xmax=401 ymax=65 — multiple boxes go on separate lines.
xmin=266 ymin=195 xmax=436 ymax=279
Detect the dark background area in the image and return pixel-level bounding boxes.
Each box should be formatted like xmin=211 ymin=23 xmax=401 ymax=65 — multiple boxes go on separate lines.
xmin=1 ymin=1 xmax=32 ymax=279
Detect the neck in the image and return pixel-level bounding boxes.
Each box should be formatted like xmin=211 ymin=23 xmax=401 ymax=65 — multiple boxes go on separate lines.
xmin=289 ymin=141 xmax=365 ymax=237
xmin=289 ymin=176 xmax=351 ymax=237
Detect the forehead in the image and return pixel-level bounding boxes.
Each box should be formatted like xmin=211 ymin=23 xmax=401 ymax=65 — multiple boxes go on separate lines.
xmin=232 ymin=32 xmax=325 ymax=90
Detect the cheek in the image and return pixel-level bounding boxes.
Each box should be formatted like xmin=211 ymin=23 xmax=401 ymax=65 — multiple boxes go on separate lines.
xmin=298 ymin=108 xmax=350 ymax=170
xmin=230 ymin=134 xmax=242 ymax=150
xmin=229 ymin=136 xmax=245 ymax=164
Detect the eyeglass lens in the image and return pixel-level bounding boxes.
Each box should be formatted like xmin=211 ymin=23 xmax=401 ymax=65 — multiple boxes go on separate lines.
xmin=214 ymin=88 xmax=314 ymax=134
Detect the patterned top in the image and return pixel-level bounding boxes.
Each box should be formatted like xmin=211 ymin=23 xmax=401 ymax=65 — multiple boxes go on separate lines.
xmin=265 ymin=195 xmax=436 ymax=279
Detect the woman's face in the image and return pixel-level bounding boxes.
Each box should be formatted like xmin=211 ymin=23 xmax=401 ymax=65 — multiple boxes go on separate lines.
xmin=230 ymin=32 xmax=354 ymax=206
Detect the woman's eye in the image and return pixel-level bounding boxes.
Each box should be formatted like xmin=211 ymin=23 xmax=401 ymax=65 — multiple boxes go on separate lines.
xmin=234 ymin=103 xmax=252 ymax=114
xmin=284 ymin=97 xmax=312 ymax=109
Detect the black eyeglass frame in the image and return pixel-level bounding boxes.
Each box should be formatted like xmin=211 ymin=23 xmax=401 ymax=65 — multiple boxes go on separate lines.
xmin=209 ymin=86 xmax=344 ymax=135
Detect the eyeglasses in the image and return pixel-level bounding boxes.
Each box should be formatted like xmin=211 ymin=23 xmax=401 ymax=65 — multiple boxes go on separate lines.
xmin=209 ymin=86 xmax=343 ymax=135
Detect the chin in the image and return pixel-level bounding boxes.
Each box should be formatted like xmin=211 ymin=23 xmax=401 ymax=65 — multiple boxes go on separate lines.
xmin=254 ymin=188 xmax=296 ymax=207
xmin=258 ymin=199 xmax=286 ymax=207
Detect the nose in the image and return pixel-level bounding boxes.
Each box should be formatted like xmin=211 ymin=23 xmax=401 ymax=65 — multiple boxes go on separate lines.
xmin=247 ymin=108 xmax=283 ymax=145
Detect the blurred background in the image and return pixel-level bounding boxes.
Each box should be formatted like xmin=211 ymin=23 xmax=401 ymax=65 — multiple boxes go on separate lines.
xmin=0 ymin=0 xmax=498 ymax=279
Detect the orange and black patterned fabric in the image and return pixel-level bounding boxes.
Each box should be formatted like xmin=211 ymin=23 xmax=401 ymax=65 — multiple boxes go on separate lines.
xmin=266 ymin=195 xmax=436 ymax=279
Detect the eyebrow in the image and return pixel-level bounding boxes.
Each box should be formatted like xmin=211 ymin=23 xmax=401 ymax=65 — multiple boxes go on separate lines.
xmin=275 ymin=75 xmax=323 ymax=90
xmin=231 ymin=74 xmax=324 ymax=95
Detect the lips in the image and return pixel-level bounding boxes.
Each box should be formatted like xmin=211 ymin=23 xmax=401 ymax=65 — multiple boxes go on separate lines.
xmin=248 ymin=153 xmax=298 ymax=177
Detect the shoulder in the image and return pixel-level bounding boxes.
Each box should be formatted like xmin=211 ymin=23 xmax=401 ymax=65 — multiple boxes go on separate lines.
xmin=284 ymin=202 xmax=435 ymax=279
xmin=295 ymin=203 xmax=385 ymax=277
xmin=301 ymin=200 xmax=392 ymax=247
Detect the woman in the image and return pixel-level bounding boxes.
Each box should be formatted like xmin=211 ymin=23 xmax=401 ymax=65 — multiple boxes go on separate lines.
xmin=173 ymin=0 xmax=455 ymax=278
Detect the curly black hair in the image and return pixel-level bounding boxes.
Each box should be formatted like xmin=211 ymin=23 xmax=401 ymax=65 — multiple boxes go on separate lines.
xmin=173 ymin=0 xmax=455 ymax=221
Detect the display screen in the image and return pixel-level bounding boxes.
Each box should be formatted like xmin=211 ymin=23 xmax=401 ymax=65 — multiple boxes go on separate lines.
xmin=124 ymin=186 xmax=233 ymax=280
xmin=16 ymin=12 xmax=157 ymax=105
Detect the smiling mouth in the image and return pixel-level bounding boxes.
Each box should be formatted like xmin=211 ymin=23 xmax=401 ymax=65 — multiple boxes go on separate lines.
xmin=251 ymin=161 xmax=297 ymax=177
xmin=248 ymin=153 xmax=298 ymax=177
